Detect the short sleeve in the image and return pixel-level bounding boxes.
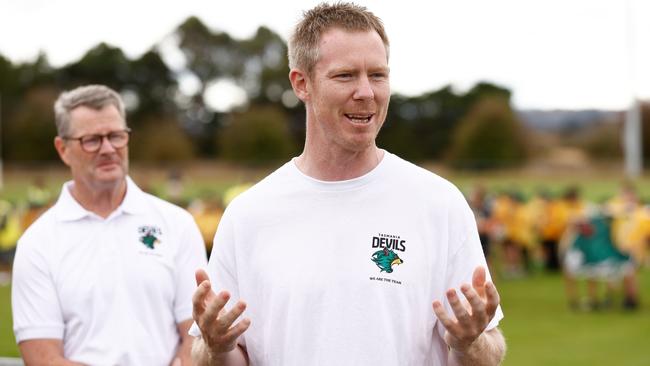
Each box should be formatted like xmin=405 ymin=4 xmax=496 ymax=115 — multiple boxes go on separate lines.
xmin=440 ymin=193 xmax=504 ymax=335
xmin=12 ymin=235 xmax=65 ymax=342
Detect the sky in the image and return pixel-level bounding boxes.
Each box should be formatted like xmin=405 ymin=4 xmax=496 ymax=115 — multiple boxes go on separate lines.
xmin=0 ymin=0 xmax=649 ymax=110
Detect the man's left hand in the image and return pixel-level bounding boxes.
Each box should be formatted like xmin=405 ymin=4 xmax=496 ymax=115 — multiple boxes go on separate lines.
xmin=432 ymin=266 xmax=500 ymax=351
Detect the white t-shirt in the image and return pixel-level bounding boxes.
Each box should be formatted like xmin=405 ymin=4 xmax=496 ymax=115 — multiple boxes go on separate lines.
xmin=12 ymin=177 xmax=207 ymax=366
xmin=192 ymin=151 xmax=503 ymax=366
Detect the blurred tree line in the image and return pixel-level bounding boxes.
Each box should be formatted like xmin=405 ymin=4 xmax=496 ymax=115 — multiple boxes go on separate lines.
xmin=4 ymin=16 xmax=642 ymax=169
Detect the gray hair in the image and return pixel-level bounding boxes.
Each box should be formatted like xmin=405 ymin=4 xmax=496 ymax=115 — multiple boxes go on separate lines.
xmin=288 ymin=2 xmax=389 ymax=75
xmin=53 ymin=85 xmax=126 ymax=137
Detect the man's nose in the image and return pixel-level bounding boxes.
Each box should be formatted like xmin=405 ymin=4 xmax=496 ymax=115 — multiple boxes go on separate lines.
xmin=98 ymin=136 xmax=117 ymax=153
xmin=353 ymin=75 xmax=375 ymax=100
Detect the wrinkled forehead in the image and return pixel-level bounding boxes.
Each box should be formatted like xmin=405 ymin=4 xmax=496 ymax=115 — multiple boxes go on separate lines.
xmin=68 ymin=104 xmax=126 ymax=135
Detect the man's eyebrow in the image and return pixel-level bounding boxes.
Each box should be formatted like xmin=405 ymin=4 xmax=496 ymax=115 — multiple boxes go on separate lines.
xmin=369 ymin=66 xmax=390 ymax=73
xmin=326 ymin=67 xmax=355 ymax=76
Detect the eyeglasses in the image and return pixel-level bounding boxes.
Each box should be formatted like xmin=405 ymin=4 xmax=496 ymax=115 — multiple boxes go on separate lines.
xmin=63 ymin=128 xmax=131 ymax=153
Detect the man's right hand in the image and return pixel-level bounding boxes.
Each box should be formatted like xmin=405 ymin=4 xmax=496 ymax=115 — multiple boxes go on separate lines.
xmin=192 ymin=269 xmax=251 ymax=360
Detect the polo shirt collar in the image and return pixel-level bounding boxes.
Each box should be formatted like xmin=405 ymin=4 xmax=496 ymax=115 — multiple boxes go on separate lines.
xmin=120 ymin=176 xmax=147 ymax=215
xmin=54 ymin=176 xmax=147 ymax=222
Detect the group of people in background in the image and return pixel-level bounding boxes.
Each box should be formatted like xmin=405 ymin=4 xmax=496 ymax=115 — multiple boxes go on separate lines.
xmin=4 ymin=177 xmax=647 ymax=311
xmin=469 ymin=182 xmax=649 ymax=311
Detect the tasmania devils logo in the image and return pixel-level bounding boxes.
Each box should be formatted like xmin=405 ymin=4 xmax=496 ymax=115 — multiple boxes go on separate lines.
xmin=370 ymin=233 xmax=406 ymax=273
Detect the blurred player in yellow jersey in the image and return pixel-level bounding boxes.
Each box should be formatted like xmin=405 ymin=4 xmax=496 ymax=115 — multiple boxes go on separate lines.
xmin=538 ymin=191 xmax=578 ymax=272
xmin=494 ymin=191 xmax=538 ymax=277
xmin=607 ymin=183 xmax=650 ymax=264
xmin=606 ymin=183 xmax=646 ymax=309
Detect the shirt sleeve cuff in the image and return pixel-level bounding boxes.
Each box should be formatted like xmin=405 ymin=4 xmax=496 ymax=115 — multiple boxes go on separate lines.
xmin=14 ymin=325 xmax=64 ymax=343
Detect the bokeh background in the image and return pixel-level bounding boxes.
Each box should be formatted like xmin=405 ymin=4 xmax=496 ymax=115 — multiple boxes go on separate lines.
xmin=0 ymin=1 xmax=649 ymax=365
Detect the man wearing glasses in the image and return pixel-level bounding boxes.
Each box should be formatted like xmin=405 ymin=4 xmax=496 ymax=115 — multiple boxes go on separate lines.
xmin=11 ymin=84 xmax=207 ymax=365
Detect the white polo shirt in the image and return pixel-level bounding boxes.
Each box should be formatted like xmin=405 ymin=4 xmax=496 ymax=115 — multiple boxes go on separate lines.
xmin=12 ymin=177 xmax=207 ymax=366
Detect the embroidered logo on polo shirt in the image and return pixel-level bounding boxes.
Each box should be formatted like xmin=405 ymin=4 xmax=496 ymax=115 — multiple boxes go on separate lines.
xmin=138 ymin=225 xmax=162 ymax=249
xmin=370 ymin=233 xmax=405 ymax=273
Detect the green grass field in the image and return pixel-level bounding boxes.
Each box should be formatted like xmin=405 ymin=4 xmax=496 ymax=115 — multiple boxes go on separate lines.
xmin=2 ymin=270 xmax=649 ymax=363
xmin=498 ymin=270 xmax=650 ymax=366
xmin=0 ymin=284 xmax=19 ymax=357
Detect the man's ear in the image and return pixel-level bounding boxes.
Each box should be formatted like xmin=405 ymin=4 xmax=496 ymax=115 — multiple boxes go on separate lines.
xmin=289 ymin=69 xmax=310 ymax=102
xmin=54 ymin=136 xmax=71 ymax=167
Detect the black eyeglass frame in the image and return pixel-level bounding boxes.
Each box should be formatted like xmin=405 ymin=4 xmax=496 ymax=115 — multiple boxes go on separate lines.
xmin=62 ymin=128 xmax=132 ymax=153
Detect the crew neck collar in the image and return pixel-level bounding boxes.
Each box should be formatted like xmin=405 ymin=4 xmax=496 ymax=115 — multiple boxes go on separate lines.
xmin=289 ymin=150 xmax=391 ymax=191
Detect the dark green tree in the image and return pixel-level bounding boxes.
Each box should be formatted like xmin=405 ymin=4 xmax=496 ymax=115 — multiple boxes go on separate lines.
xmin=58 ymin=44 xmax=178 ymax=126
xmin=219 ymin=105 xmax=297 ymax=164
xmin=462 ymin=82 xmax=511 ymax=106
xmin=447 ymin=96 xmax=528 ymax=169
xmin=3 ymin=85 xmax=59 ymax=161
xmin=174 ymin=18 xmax=301 ymax=156
xmin=130 ymin=116 xmax=195 ymax=162
xmin=58 ymin=43 xmax=132 ymax=88
xmin=240 ymin=26 xmax=291 ymax=105
xmin=379 ymin=83 xmax=511 ymax=161
xmin=0 ymin=54 xmax=21 ymax=97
